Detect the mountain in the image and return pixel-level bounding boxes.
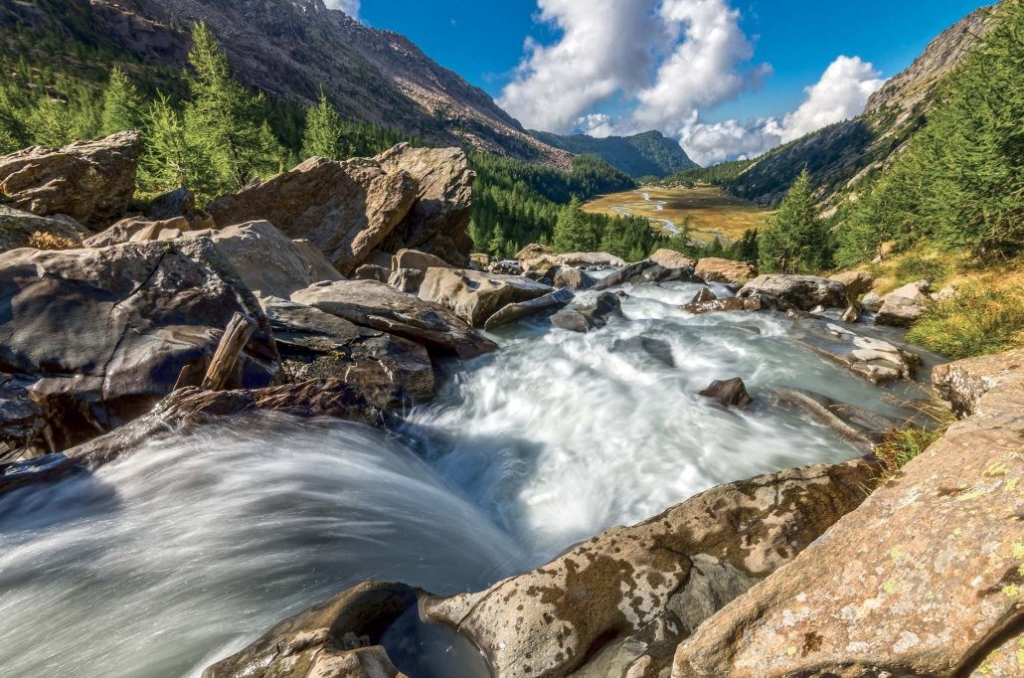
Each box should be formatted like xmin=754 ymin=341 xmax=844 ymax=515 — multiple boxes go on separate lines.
xmin=0 ymin=0 xmax=572 ymax=168
xmin=530 ymin=130 xmax=697 ymax=179
xmin=724 ymin=3 xmax=997 ymax=206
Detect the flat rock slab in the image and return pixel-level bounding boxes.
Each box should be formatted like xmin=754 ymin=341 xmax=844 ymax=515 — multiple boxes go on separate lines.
xmin=739 ymin=274 xmax=847 ymax=311
xmin=673 ymin=353 xmax=1024 ymax=678
xmin=422 ymin=458 xmax=879 ymax=678
xmin=418 ymin=267 xmax=553 ymax=327
xmin=767 ymin=386 xmax=903 ymax=449
xmin=0 ymin=131 xmax=140 ymax=228
xmin=484 ymin=286 xmax=575 ymax=330
xmin=791 ymin=318 xmax=921 ymax=385
xmin=292 ymin=279 xmax=497 ymax=359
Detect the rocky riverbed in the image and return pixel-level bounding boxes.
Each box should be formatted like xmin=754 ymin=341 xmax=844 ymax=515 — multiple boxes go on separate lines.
xmin=1 ymin=135 xmax=1020 ymax=678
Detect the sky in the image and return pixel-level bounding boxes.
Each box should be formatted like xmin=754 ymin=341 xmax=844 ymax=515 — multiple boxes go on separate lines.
xmin=331 ymin=0 xmax=993 ymax=165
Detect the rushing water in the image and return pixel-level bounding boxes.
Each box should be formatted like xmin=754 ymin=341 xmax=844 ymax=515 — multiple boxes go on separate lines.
xmin=0 ymin=280 xmax=932 ymax=677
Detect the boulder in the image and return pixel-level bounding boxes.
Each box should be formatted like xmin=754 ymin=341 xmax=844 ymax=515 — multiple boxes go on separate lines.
xmin=683 ymin=297 xmax=761 ymax=315
xmin=203 ymin=581 xmax=414 ymax=678
xmin=355 ymin=263 xmax=390 ymax=283
xmin=830 ymin=270 xmax=875 ymax=298
xmin=673 ymin=352 xmax=1024 ymax=678
xmin=651 ymin=249 xmax=697 ymax=270
xmin=689 ymin=286 xmax=717 ymax=305
xmin=392 ymin=247 xmax=450 ymax=273
xmin=260 ymin=296 xmax=435 ymax=409
xmin=489 ymin=259 xmax=525 ymax=275
xmin=0 ymin=206 xmax=88 ymax=253
xmin=698 ymin=378 xmax=752 ymax=409
xmin=83 ymin=216 xmax=191 ymax=248
xmin=695 ymin=257 xmax=756 ymax=284
xmin=484 ymin=287 xmax=575 ymax=330
xmin=861 ymin=291 xmax=884 ymax=312
xmin=540 ymin=265 xmax=597 ymax=291
xmin=146 ymin=186 xmax=211 ymax=228
xmin=738 ymin=275 xmax=847 ymax=311
xmin=550 ymin=292 xmax=625 ymax=333
xmin=0 ymin=374 xmax=45 ymax=458
xmin=375 ymin=144 xmax=475 ymax=266
xmin=557 ymin=251 xmax=627 ymax=269
xmin=0 ymin=131 xmax=141 ymax=228
xmin=422 ymin=457 xmax=880 ymax=678
xmin=516 ymin=243 xmax=555 ymax=271
xmin=418 ymin=267 xmax=553 ymax=327
xmin=207 ymin=155 xmax=419 ymax=276
xmin=595 ymin=260 xmax=702 ymax=290
xmin=876 ymin=280 xmax=931 ymax=327
xmin=931 ymin=346 xmax=1024 ymax=418
xmin=292 ymin=279 xmax=497 ymax=359
xmin=470 ymin=253 xmax=490 ymax=269
xmin=0 ymin=238 xmax=279 ymax=450
xmin=791 ymin=318 xmax=920 ymax=385
xmin=387 ymin=268 xmax=425 ymax=294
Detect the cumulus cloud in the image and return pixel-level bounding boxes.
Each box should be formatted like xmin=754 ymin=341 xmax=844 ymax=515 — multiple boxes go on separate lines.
xmin=678 ymin=55 xmax=885 ymax=165
xmin=324 ymin=0 xmax=360 ymax=18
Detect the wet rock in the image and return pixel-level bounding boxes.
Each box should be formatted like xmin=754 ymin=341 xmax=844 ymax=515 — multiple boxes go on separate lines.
xmin=422 ymin=457 xmax=880 ymax=678
xmin=0 ymin=238 xmax=279 ymax=450
xmin=418 ymin=267 xmax=553 ymax=327
xmin=375 ymin=144 xmax=476 ymax=267
xmin=829 ymin=270 xmax=875 ymax=298
xmin=292 ymin=279 xmax=497 ymax=359
xmin=876 ymin=279 xmax=931 ymax=327
xmin=738 ymin=274 xmax=847 ymax=311
xmin=355 ymin=263 xmax=391 ymax=283
xmin=699 ymin=378 xmax=752 ymax=409
xmin=0 ymin=131 xmax=141 ymax=228
xmin=841 ymin=304 xmax=860 ymax=323
xmin=673 ymin=352 xmax=1024 ymax=678
xmin=651 ymin=249 xmax=697 ymax=270
xmin=83 ymin=216 xmax=191 ymax=248
xmin=932 ymin=346 xmax=1024 ymax=418
xmin=207 ymin=153 xmax=419 ymax=276
xmin=204 ymin=581 xmax=413 ymax=678
xmin=557 ymin=251 xmax=627 ymax=269
xmin=551 ymin=291 xmax=625 ymax=333
xmin=767 ymin=387 xmax=902 ymax=449
xmin=611 ymin=336 xmax=676 ymax=368
xmin=595 ymin=260 xmax=702 ymax=290
xmin=861 ymin=291 xmax=884 ymax=312
xmin=489 ymin=259 xmax=524 ymax=275
xmin=484 ymin=287 xmax=575 ymax=330
xmin=0 ymin=206 xmax=88 ymax=254
xmin=260 ymin=296 xmax=435 ymax=409
xmin=387 ymin=267 xmax=425 ymax=294
xmin=790 ymin=318 xmax=920 ymax=385
xmin=683 ymin=297 xmax=761 ymax=315
xmin=550 ymin=308 xmax=591 ymax=333
xmin=0 ymin=375 xmax=45 ymax=458
xmin=689 ymin=286 xmax=717 ymax=305
xmin=694 ymin=257 xmax=756 ymax=284
xmin=540 ymin=265 xmax=596 ymax=291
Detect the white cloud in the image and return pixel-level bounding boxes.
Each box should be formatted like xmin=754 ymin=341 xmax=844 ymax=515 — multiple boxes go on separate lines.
xmin=573 ymin=113 xmax=617 ymax=138
xmin=324 ymin=0 xmax=360 ymax=18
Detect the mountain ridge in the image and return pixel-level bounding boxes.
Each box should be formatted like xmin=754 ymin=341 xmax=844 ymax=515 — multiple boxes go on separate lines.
xmin=530 ymin=129 xmax=698 ymax=179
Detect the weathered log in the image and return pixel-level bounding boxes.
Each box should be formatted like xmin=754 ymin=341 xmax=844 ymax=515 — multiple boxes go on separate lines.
xmin=201 ymin=313 xmax=256 ymax=391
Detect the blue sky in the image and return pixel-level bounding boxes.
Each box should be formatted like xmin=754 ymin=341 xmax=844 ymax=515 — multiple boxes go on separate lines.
xmin=353 ymin=0 xmax=992 ymax=163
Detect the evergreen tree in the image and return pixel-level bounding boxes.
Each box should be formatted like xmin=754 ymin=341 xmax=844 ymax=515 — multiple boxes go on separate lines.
xmin=138 ymin=94 xmax=216 ymax=197
xmin=758 ymin=170 xmax=827 ymax=273
xmin=183 ymin=21 xmax=284 ymax=194
xmin=100 ymin=67 xmax=143 ymax=135
xmin=0 ymin=82 xmax=30 ymax=153
xmin=27 ymin=97 xmax=75 ymax=147
xmin=301 ymin=88 xmax=351 ymax=160
xmin=553 ymin=197 xmax=599 ymax=253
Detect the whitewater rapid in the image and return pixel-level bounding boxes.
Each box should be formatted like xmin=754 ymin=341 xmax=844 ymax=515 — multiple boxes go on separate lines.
xmin=0 ymin=280 xmax=930 ymax=677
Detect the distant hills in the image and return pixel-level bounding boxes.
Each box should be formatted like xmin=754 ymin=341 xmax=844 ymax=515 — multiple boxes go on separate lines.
xmin=530 ymin=130 xmax=698 ymax=179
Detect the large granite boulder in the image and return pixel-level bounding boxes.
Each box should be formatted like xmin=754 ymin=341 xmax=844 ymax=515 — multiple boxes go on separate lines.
xmin=541 ymin=265 xmax=597 ymax=291
xmin=417 ymin=267 xmax=553 ymax=327
xmin=203 ymin=581 xmax=414 ymax=678
xmin=292 ymin=279 xmax=497 ymax=359
xmin=0 ymin=206 xmax=89 ymax=254
xmin=391 ymin=247 xmax=450 ymax=273
xmin=376 ymin=144 xmax=475 ymax=266
xmin=650 ymin=249 xmax=697 ymax=270
xmin=932 ymin=347 xmax=1024 ymax=417
xmin=595 ymin=260 xmax=702 ymax=290
xmin=875 ymin=279 xmax=931 ymax=327
xmin=147 ymin=187 xmax=209 ymax=227
xmin=672 ymin=350 xmax=1024 ymax=678
xmin=0 ymin=238 xmax=279 ymax=450
xmin=0 ymin=131 xmax=141 ymax=228
xmin=207 ymin=155 xmax=418 ymax=276
xmin=83 ymin=216 xmax=192 ymax=248
xmin=260 ymin=295 xmax=435 ymax=409
xmin=422 ymin=458 xmax=879 ymax=678
xmin=739 ymin=274 xmax=847 ymax=311
xmin=695 ymin=257 xmax=756 ymax=284
xmin=551 ymin=291 xmax=625 ymax=333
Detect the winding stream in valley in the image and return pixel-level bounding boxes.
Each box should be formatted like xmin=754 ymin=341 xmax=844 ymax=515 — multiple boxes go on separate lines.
xmin=0 ymin=280 xmax=936 ymax=677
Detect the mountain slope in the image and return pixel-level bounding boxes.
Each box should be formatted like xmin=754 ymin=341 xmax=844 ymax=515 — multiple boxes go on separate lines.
xmin=0 ymin=0 xmax=571 ymax=168
xmin=725 ymin=3 xmax=997 ymax=206
xmin=530 ymin=130 xmax=697 ymax=179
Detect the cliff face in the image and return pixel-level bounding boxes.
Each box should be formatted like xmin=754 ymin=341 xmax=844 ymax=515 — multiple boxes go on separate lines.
xmin=727 ymin=3 xmax=998 ymax=207
xmin=2 ymin=0 xmax=571 ymax=168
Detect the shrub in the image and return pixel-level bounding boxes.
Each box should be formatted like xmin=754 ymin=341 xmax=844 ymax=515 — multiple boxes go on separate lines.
xmin=906 ymin=285 xmax=1024 ymax=359
xmin=875 ymin=427 xmax=942 ymax=481
xmin=28 ymin=231 xmax=79 ymax=250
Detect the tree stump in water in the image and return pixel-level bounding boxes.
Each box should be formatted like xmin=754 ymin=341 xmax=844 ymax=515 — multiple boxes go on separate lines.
xmin=201 ymin=313 xmax=256 ymax=391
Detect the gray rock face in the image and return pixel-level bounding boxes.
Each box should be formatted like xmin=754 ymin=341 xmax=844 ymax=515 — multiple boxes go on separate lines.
xmin=0 ymin=131 xmax=141 ymax=228
xmin=0 ymin=206 xmax=89 ymax=254
xmin=484 ymin=287 xmax=575 ymax=330
xmin=418 ymin=267 xmax=553 ymax=327
xmin=292 ymin=279 xmax=497 ymax=359
xmin=0 ymin=238 xmax=279 ymax=449
xmin=738 ymin=274 xmax=847 ymax=311
xmin=260 ymin=295 xmax=435 ymax=409
xmin=876 ymin=280 xmax=930 ymax=327
xmin=422 ymin=458 xmax=879 ymax=678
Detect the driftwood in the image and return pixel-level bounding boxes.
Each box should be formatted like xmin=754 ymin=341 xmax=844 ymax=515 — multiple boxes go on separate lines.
xmin=201 ymin=313 xmax=256 ymax=391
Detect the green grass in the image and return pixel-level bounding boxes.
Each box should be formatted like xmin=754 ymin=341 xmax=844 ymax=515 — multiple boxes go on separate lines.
xmin=875 ymin=427 xmax=943 ymax=481
xmin=893 ymin=254 xmax=950 ymax=287
xmin=906 ymin=285 xmax=1024 ymax=359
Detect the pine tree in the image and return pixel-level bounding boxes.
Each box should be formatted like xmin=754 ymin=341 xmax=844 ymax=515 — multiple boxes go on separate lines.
xmin=183 ymin=21 xmax=284 ymax=194
xmin=553 ymin=197 xmax=599 ymax=253
xmin=0 ymin=81 xmax=30 ymax=153
xmin=138 ymin=94 xmax=216 ymax=198
xmin=27 ymin=97 xmax=75 ymax=148
xmin=100 ymin=67 xmax=143 ymax=135
xmin=302 ymin=88 xmax=351 ymax=161
xmin=758 ymin=170 xmax=827 ymax=273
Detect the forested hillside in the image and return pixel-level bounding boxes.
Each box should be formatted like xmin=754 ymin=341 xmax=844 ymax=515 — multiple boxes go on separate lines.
xmin=530 ymin=130 xmax=697 ymax=179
